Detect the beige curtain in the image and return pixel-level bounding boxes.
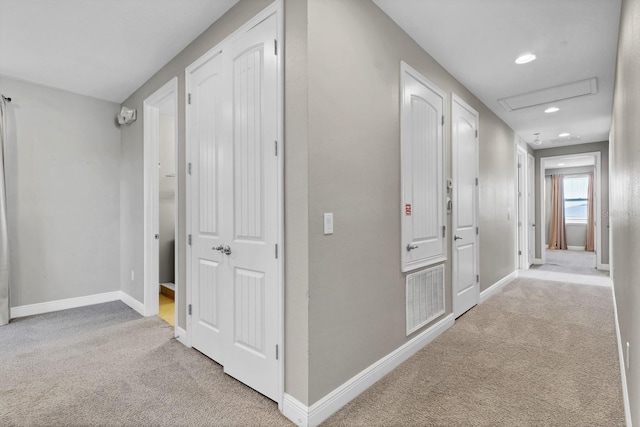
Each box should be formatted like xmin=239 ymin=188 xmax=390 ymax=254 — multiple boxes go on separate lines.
xmin=585 ymin=171 xmax=595 ymax=252
xmin=548 ymin=175 xmax=567 ymax=250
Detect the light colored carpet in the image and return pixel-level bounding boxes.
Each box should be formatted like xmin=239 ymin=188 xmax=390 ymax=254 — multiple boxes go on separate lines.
xmin=532 ymin=249 xmax=609 ymax=277
xmin=0 ymin=301 xmax=293 ymax=427
xmin=1 ymin=278 xmax=625 ymax=426
xmin=323 ymin=277 xmax=625 ymax=426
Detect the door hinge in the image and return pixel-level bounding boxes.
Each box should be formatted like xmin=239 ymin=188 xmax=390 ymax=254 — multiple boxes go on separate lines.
xmin=518 ymin=163 xmax=521 ymax=169
xmin=274 ymin=140 xmax=278 ymax=156
xmin=188 ymin=234 xmax=192 ymax=246
xmin=476 ymin=274 xmax=479 ymax=283
xmin=274 ymin=39 xmax=278 ymax=55
xmin=188 ymin=93 xmax=191 ymax=105
xmin=519 ymin=250 xmax=522 ymax=255
xmin=188 ymin=162 xmax=192 ymax=175
xmin=475 ymin=177 xmax=478 ymax=186
xmin=476 ymin=226 xmax=479 ymax=235
xmin=442 ymin=225 xmax=446 ymax=238
xmin=275 ymin=244 xmax=278 ymax=259
xmin=475 ymin=129 xmax=478 ymax=138
xmin=276 ymin=344 xmax=279 ymax=360
xmin=154 ymin=234 xmax=159 ymax=240
xmin=188 ymin=304 xmax=192 ymax=316
xmin=442 ymin=115 xmax=445 ymax=126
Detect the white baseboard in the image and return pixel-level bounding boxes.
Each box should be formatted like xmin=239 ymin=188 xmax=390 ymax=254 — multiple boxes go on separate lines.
xmin=118 ymin=291 xmax=145 ymax=316
xmin=282 ymin=394 xmax=310 ymax=427
xmin=10 ymin=291 xmax=121 ymax=319
xmin=567 ymin=246 xmax=585 ymax=251
xmin=534 ymin=258 xmax=543 ymax=265
xmin=175 ymin=326 xmax=189 ymax=346
xmin=282 ymin=314 xmax=455 ymax=427
xmin=598 ymin=263 xmax=610 ymax=271
xmin=611 ymin=282 xmax=632 ymax=427
xmin=479 ymin=271 xmax=517 ymax=304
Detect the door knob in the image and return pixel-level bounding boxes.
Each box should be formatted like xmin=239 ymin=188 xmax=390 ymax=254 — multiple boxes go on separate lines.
xmin=454 ymin=235 xmax=463 ymax=240
xmin=222 ymin=245 xmax=232 ymax=255
xmin=213 ymin=245 xmax=224 ymax=251
xmin=406 ymin=244 xmax=419 ymax=251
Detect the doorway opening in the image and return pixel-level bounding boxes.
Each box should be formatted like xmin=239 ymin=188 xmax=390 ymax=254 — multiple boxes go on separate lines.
xmin=535 ymin=152 xmax=608 ymax=277
xmin=143 ymin=78 xmax=178 ymax=329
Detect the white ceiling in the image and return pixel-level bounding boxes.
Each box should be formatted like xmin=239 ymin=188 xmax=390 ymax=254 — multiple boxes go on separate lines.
xmin=543 ymin=155 xmax=596 ymax=169
xmin=0 ymin=0 xmax=239 ymax=103
xmin=373 ymin=0 xmax=622 ymax=150
xmin=0 ymin=0 xmax=622 ymax=149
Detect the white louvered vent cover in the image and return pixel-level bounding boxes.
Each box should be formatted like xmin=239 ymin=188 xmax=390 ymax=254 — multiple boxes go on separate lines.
xmin=406 ymin=264 xmax=445 ymax=336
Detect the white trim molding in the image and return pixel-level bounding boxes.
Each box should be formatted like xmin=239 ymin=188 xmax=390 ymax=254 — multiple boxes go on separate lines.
xmin=611 ymin=282 xmax=632 ymax=427
xmin=282 ymin=314 xmax=455 ymax=427
xmin=599 ymin=264 xmax=610 ymax=271
xmin=479 ymin=271 xmax=517 ymax=304
xmin=119 ymin=291 xmax=145 ymax=316
xmin=567 ymin=245 xmax=585 ymax=251
xmin=10 ymin=291 xmax=122 ymax=319
xmin=533 ymin=258 xmax=543 ymax=265
xmin=175 ymin=327 xmax=190 ymax=346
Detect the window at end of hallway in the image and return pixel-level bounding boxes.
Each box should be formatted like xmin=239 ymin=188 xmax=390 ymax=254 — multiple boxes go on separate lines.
xmin=564 ymin=175 xmax=589 ymax=224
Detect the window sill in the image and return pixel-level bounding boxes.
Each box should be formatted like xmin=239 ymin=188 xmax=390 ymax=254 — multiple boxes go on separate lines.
xmin=565 ymin=219 xmax=587 ymax=225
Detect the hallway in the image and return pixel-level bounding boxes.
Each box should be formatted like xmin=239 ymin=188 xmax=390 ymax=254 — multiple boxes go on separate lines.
xmin=324 ymin=274 xmax=624 ymax=426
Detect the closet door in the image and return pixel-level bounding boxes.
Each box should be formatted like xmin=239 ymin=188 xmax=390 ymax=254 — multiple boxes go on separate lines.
xmin=186 ymin=8 xmax=281 ymax=403
xmin=400 ymin=62 xmax=446 ymax=272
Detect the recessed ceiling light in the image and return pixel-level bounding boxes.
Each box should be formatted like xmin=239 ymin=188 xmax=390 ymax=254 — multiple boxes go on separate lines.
xmin=515 ymin=53 xmax=536 ymax=64
xmin=544 ymin=106 xmax=560 ymax=113
xmin=558 ymin=163 xmax=566 ymax=166
xmin=558 ymin=132 xmax=571 ymax=137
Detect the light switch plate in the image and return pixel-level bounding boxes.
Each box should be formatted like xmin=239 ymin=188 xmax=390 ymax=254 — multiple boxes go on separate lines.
xmin=324 ymin=213 xmax=334 ymax=235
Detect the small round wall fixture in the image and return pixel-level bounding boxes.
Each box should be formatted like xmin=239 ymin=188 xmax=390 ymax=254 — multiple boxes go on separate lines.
xmin=544 ymin=106 xmax=560 ymax=113
xmin=558 ymin=132 xmax=571 ymax=138
xmin=515 ymin=53 xmax=536 ymax=64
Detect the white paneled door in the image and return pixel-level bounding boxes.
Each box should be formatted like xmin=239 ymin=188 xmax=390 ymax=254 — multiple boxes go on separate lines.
xmin=400 ymin=62 xmax=446 ymax=272
xmin=528 ymin=154 xmax=535 ymax=266
xmin=187 ymin=9 xmax=280 ymax=402
xmin=452 ymin=95 xmax=479 ymax=318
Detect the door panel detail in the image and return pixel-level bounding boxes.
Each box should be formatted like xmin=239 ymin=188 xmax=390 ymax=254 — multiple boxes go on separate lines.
xmin=401 ymin=62 xmax=446 ymax=272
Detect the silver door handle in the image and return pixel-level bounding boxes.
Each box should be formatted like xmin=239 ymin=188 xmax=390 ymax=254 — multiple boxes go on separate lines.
xmin=454 ymin=235 xmax=463 ymax=240
xmin=213 ymin=245 xmax=232 ymax=255
xmin=406 ymin=244 xmax=419 ymax=251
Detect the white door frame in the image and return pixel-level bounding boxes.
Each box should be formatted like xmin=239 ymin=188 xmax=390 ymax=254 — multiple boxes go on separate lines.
xmin=184 ymin=0 xmax=284 ymax=405
xmin=516 ymin=145 xmax=528 ymax=269
xmin=539 ymin=152 xmax=603 ymax=268
xmin=143 ymin=77 xmax=178 ymax=327
xmin=527 ymin=153 xmax=535 ymax=267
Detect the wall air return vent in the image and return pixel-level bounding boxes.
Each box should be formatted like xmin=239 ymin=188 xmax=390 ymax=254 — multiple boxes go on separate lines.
xmin=498 ymin=77 xmax=598 ymax=112
xmin=406 ymin=264 xmax=445 ymax=336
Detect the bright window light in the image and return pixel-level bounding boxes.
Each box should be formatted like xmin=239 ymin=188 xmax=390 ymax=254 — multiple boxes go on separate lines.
xmin=564 ymin=175 xmax=589 ymax=222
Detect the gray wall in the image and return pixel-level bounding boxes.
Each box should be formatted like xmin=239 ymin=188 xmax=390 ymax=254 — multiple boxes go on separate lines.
xmin=610 ymin=0 xmax=640 ymax=423
xmin=0 ymin=75 xmax=121 ymax=307
xmin=305 ymin=0 xmax=516 ymax=404
xmin=534 ymin=142 xmax=609 ymax=262
xmin=158 ymin=114 xmax=175 ymax=284
xmin=119 ymin=0 xmax=272 ymax=328
xmin=120 ymin=0 xmax=519 ymax=406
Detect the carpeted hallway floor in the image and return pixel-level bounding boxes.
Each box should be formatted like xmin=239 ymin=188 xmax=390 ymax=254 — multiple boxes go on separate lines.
xmin=324 ymin=278 xmax=625 ymax=426
xmin=531 ymin=249 xmax=609 ymax=277
xmin=0 ymin=276 xmax=625 ymax=426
